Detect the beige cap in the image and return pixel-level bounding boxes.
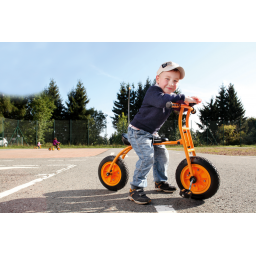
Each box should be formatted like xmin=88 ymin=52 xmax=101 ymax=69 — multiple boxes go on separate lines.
xmin=156 ymin=61 xmax=185 ymax=79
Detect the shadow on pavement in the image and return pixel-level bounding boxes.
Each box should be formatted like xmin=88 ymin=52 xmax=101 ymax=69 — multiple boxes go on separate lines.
xmin=0 ymin=189 xmax=205 ymax=213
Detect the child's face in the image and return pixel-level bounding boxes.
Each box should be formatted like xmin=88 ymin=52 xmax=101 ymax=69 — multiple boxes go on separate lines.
xmin=156 ymin=70 xmax=180 ymax=94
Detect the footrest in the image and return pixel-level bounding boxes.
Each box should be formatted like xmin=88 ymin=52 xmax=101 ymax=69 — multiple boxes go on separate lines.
xmin=180 ymin=189 xmax=192 ymax=199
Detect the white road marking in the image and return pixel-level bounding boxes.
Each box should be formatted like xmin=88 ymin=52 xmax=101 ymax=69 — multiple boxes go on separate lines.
xmin=47 ymin=165 xmax=69 ymax=166
xmin=68 ymin=160 xmax=86 ymax=161
xmin=240 ymin=157 xmax=256 ymax=160
xmin=0 ymin=165 xmax=76 ymax=199
xmin=13 ymin=165 xmax=39 ymax=167
xmin=154 ymin=205 xmax=177 ymax=213
xmin=110 ymin=152 xmax=115 ymax=155
xmin=0 ymin=166 xmax=39 ymax=170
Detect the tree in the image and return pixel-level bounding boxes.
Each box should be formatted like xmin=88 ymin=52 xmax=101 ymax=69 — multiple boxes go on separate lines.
xmin=88 ymin=108 xmax=108 ymax=144
xmin=44 ymin=79 xmax=65 ymax=120
xmin=240 ymin=117 xmax=256 ymax=145
xmin=111 ymin=82 xmax=136 ymax=129
xmin=133 ymin=82 xmax=144 ymax=112
xmin=0 ymin=94 xmax=15 ymax=117
xmin=109 ymin=112 xmax=128 ymax=145
xmin=65 ymin=80 xmax=91 ymax=120
xmin=226 ymin=83 xmax=246 ymax=123
xmin=197 ymin=83 xmax=246 ymax=145
xmin=215 ymin=84 xmax=229 ymax=125
xmin=30 ymin=92 xmax=56 ymax=143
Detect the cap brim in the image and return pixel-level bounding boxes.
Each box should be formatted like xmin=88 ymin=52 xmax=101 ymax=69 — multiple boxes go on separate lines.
xmin=160 ymin=66 xmax=185 ymax=79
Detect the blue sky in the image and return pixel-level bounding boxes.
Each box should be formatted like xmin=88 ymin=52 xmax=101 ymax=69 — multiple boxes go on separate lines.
xmin=1 ymin=1 xmax=256 ymax=137
xmin=0 ymin=42 xmax=256 ymax=136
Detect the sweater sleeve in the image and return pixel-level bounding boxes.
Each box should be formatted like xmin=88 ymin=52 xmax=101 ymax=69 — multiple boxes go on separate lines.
xmin=143 ymin=86 xmax=185 ymax=108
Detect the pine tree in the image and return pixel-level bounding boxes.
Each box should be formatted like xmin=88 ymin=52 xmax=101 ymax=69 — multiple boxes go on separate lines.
xmin=226 ymin=83 xmax=245 ymax=123
xmin=134 ymin=82 xmax=144 ymax=111
xmin=143 ymin=77 xmax=152 ymax=95
xmin=197 ymin=97 xmax=219 ymax=129
xmin=44 ymin=79 xmax=65 ymax=120
xmin=65 ymin=80 xmax=91 ymax=120
xmin=215 ymin=84 xmax=229 ymax=125
xmin=111 ymin=82 xmax=136 ymax=129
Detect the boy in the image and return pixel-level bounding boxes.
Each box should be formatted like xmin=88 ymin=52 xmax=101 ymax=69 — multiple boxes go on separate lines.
xmin=127 ymin=61 xmax=201 ymax=204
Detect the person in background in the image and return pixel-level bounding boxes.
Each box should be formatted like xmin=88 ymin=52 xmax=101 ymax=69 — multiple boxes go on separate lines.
xmin=53 ymin=137 xmax=60 ymax=149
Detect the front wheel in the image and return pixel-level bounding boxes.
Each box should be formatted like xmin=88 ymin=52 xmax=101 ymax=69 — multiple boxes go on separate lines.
xmin=176 ymin=156 xmax=220 ymax=200
xmin=98 ymin=155 xmax=129 ymax=191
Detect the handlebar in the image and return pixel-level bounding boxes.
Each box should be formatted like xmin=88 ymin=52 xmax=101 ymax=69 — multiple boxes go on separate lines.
xmin=166 ymin=101 xmax=196 ymax=114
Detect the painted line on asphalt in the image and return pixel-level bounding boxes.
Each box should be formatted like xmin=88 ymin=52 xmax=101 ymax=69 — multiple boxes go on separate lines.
xmin=47 ymin=165 xmax=70 ymax=166
xmin=110 ymin=152 xmax=115 ymax=155
xmin=13 ymin=165 xmax=39 ymax=167
xmin=68 ymin=160 xmax=87 ymax=161
xmin=154 ymin=205 xmax=177 ymax=213
xmin=240 ymin=157 xmax=256 ymax=160
xmin=0 ymin=165 xmax=76 ymax=199
xmin=0 ymin=166 xmax=39 ymax=170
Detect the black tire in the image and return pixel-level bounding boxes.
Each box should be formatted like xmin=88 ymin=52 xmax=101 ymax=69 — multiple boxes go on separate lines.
xmin=176 ymin=156 xmax=220 ymax=200
xmin=98 ymin=155 xmax=129 ymax=191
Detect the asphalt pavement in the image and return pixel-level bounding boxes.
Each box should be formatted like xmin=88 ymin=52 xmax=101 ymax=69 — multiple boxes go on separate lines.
xmin=0 ymin=149 xmax=255 ymax=213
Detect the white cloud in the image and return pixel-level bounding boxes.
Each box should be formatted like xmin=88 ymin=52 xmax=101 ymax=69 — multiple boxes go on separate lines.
xmin=89 ymin=64 xmax=121 ymax=81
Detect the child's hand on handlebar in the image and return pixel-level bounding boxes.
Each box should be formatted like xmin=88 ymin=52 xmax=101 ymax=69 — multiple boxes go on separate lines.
xmin=184 ymin=96 xmax=202 ymax=105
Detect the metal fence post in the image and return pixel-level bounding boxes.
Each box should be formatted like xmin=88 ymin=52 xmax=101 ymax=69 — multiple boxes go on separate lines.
xmin=207 ymin=127 xmax=208 ymax=146
xmin=2 ymin=118 xmax=4 ymax=141
xmin=36 ymin=121 xmax=38 ymax=146
xmin=223 ymin=120 xmax=224 ymax=146
xmin=53 ymin=119 xmax=55 ymax=140
xmin=240 ymin=119 xmax=241 ymax=147
xmin=70 ymin=119 xmax=72 ymax=145
xmin=88 ymin=119 xmax=89 ymax=146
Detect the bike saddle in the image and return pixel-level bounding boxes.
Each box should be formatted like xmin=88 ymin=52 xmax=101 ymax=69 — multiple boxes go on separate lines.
xmin=122 ymin=133 xmax=168 ymax=146
xmin=122 ymin=133 xmax=131 ymax=146
xmin=153 ymin=136 xmax=169 ymax=143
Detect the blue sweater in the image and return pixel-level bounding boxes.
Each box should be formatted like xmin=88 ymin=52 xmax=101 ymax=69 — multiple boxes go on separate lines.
xmin=130 ymin=85 xmax=185 ymax=134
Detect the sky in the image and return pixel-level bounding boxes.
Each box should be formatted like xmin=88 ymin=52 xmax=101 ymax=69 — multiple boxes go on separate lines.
xmin=1 ymin=42 xmax=256 ymax=137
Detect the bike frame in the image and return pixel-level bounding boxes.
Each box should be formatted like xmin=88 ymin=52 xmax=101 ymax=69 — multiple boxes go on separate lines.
xmin=108 ymin=104 xmax=196 ymax=177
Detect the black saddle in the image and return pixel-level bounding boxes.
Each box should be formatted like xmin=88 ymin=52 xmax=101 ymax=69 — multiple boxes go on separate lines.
xmin=121 ymin=133 xmax=168 ymax=146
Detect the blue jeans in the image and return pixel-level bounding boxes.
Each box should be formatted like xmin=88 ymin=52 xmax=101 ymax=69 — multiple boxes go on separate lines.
xmin=127 ymin=126 xmax=169 ymax=189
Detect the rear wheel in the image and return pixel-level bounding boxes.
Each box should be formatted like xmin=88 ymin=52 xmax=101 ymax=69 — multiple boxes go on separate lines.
xmin=98 ymin=155 xmax=129 ymax=191
xmin=176 ymin=156 xmax=220 ymax=200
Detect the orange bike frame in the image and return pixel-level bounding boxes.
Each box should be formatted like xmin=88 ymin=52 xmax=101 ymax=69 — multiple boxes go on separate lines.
xmin=108 ymin=104 xmax=196 ymax=176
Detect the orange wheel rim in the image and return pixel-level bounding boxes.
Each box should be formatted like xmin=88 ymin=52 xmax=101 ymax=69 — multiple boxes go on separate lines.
xmin=180 ymin=164 xmax=211 ymax=194
xmin=101 ymin=162 xmax=122 ymax=186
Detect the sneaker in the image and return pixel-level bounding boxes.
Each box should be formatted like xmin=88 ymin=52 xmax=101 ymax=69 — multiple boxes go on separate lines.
xmin=128 ymin=188 xmax=151 ymax=205
xmin=155 ymin=181 xmax=177 ymax=193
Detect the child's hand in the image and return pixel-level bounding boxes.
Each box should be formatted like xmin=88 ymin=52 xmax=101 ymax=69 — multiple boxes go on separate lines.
xmin=191 ymin=96 xmax=202 ymax=104
xmin=184 ymin=96 xmax=202 ymax=105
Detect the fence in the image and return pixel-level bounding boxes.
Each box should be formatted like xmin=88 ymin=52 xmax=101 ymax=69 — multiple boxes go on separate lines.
xmin=0 ymin=117 xmax=256 ymax=146
xmin=0 ymin=117 xmax=108 ymax=146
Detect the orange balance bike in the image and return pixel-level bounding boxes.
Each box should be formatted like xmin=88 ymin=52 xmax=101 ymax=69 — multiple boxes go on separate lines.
xmin=98 ymin=102 xmax=220 ymax=200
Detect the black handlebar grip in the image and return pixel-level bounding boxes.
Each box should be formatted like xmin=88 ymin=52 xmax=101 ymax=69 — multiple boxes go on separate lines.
xmin=166 ymin=101 xmax=173 ymax=109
